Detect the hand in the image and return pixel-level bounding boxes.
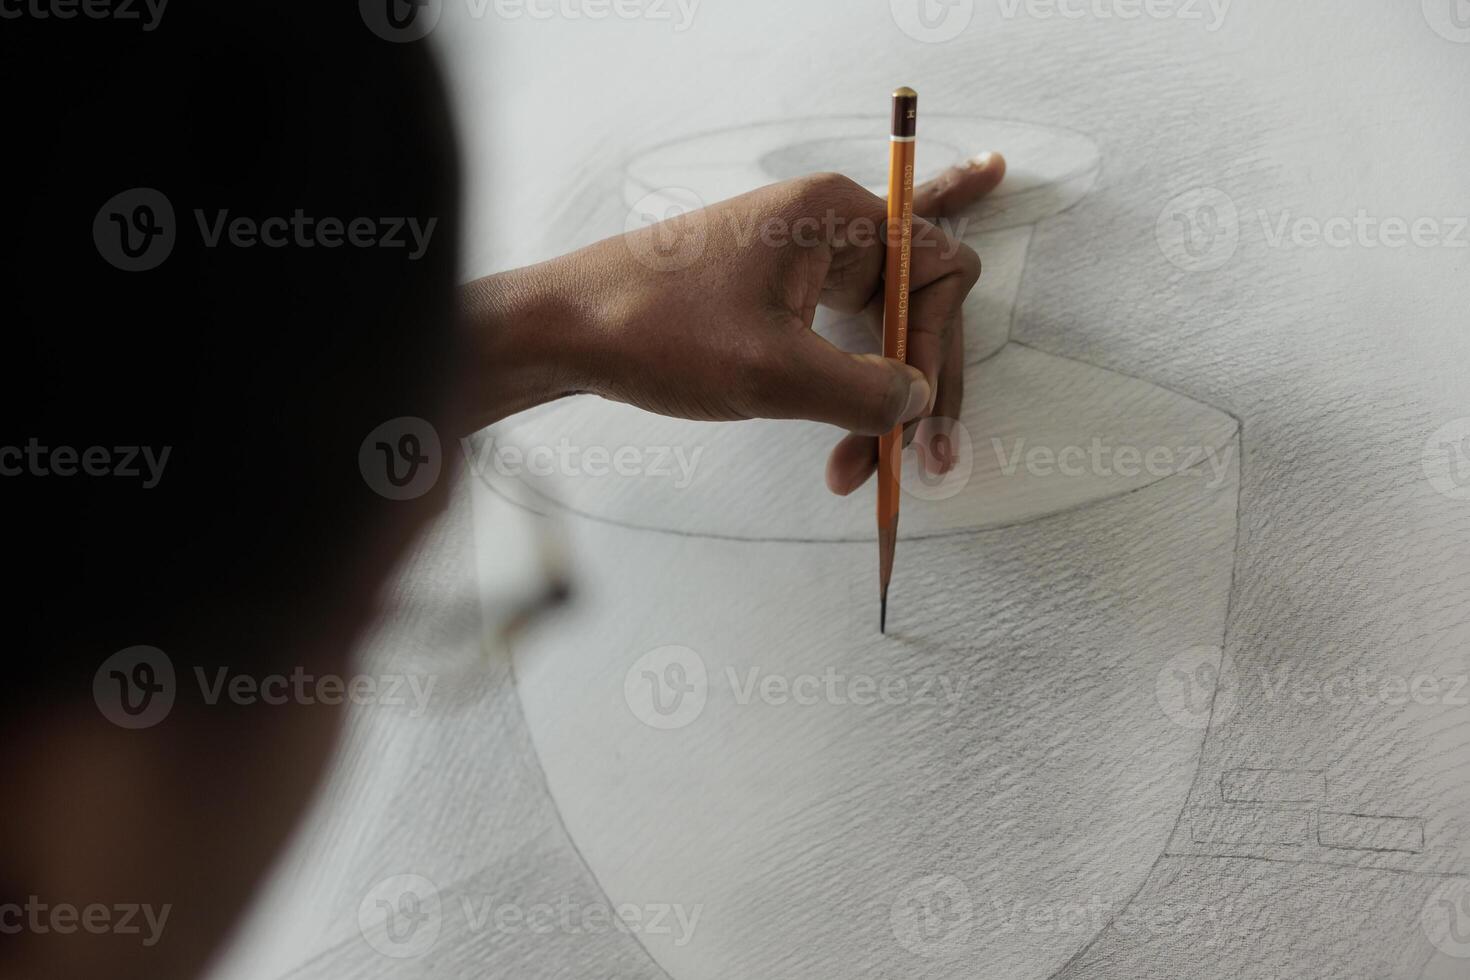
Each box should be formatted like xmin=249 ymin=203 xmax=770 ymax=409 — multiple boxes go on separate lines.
xmin=462 ymin=153 xmax=1006 ymax=495
xmin=824 ymin=152 xmax=1006 ymax=494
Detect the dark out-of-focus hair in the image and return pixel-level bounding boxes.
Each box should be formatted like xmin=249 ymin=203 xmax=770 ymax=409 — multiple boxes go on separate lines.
xmin=2 ymin=9 xmax=462 ymax=699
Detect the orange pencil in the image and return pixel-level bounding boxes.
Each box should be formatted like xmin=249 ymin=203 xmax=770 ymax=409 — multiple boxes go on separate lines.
xmin=878 ymin=86 xmax=917 ymax=634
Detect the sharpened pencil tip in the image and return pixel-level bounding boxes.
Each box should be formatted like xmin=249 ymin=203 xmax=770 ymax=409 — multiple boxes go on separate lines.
xmin=880 ymin=591 xmax=888 ymax=634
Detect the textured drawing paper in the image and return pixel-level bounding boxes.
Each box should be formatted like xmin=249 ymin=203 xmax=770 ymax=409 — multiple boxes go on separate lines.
xmin=209 ymin=2 xmax=1470 ymax=978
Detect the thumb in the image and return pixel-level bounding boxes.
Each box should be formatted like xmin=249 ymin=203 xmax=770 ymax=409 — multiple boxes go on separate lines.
xmin=758 ymin=332 xmax=932 ymax=435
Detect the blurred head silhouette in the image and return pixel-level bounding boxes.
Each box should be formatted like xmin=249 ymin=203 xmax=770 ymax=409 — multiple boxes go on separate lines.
xmin=1 ymin=8 xmax=461 ymax=979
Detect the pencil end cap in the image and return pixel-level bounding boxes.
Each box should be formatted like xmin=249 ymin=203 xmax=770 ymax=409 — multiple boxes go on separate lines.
xmin=890 ymin=88 xmax=918 ymax=138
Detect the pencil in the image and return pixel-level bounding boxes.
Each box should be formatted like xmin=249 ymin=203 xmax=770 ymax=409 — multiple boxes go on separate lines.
xmin=878 ymin=86 xmax=917 ymax=634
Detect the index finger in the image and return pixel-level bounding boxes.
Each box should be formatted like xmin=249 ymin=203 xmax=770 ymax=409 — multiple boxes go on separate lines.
xmin=912 ymin=152 xmax=1007 ymax=220
xmin=807 ymin=175 xmax=983 ymax=317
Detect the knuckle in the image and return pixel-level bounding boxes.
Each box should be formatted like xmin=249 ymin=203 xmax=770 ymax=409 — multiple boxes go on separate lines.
xmin=802 ymin=171 xmax=861 ymax=199
xmin=797 ymin=172 xmax=878 ymax=218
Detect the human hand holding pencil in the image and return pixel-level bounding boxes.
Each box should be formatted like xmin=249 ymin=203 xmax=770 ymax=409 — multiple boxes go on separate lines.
xmin=461 ymin=141 xmax=1007 ymax=496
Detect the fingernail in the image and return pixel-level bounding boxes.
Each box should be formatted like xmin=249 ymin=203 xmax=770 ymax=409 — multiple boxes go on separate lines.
xmin=900 ymin=377 xmax=932 ymax=424
xmin=927 ymin=432 xmax=956 ymax=475
xmin=967 ymin=152 xmax=995 ymax=170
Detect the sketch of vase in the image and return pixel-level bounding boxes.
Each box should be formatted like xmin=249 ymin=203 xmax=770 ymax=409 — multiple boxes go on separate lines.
xmin=469 ymin=116 xmax=1252 ymax=980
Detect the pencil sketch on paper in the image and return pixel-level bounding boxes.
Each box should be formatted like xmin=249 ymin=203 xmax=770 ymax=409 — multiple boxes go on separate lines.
xmin=207 ymin=8 xmax=1470 ymax=977
xmin=471 ymin=115 xmax=1247 ymax=980
xmin=470 ymin=110 xmax=1466 ymax=980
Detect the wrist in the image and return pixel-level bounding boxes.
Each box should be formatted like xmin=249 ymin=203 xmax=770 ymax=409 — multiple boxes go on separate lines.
xmin=458 ymin=259 xmax=601 ymax=431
